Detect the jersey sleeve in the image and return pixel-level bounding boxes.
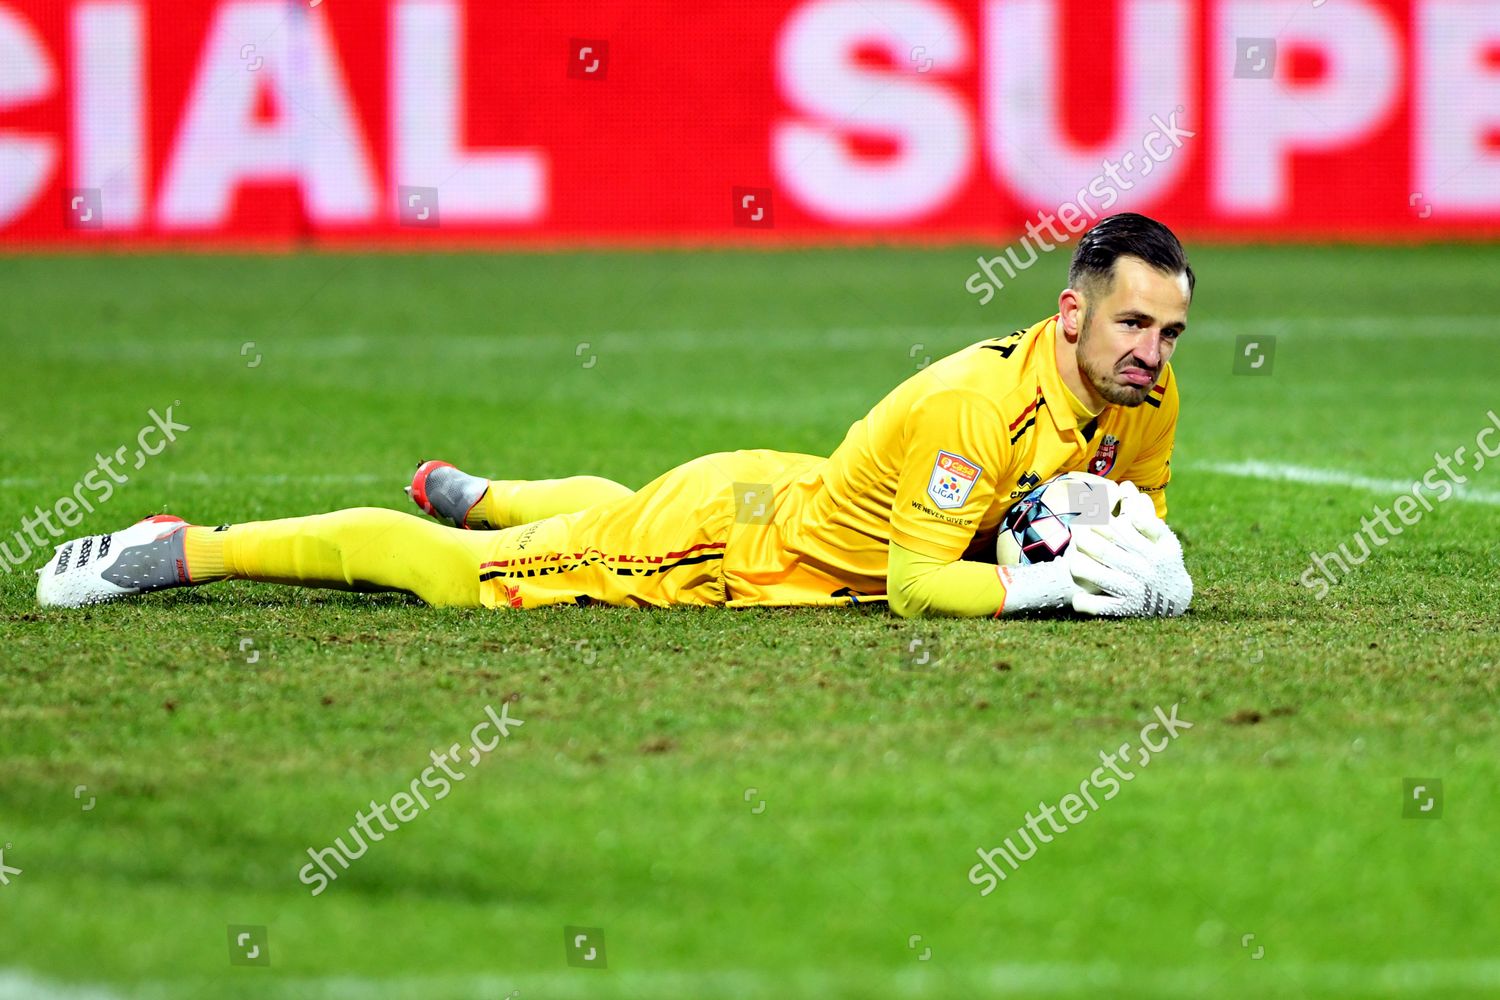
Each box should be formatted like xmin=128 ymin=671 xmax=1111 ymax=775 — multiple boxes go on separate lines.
xmin=1119 ymin=369 xmax=1179 ymax=519
xmin=890 ymin=389 xmax=1010 ymax=561
xmin=887 ymin=541 xmax=1006 ymax=617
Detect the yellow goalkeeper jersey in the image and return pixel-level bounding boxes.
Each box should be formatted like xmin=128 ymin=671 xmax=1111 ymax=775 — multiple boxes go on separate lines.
xmin=770 ymin=314 xmax=1179 ymax=598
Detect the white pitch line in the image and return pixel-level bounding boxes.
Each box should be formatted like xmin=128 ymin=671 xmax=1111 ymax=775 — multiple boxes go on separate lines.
xmin=0 ymin=973 xmax=127 ymax=1000
xmin=1185 ymin=314 xmax=1500 ymax=340
xmin=0 ymin=473 xmax=385 ymax=490
xmin=6 ymin=959 xmax=1500 ymax=1000
xmin=149 ymin=472 xmax=386 ymax=486
xmin=1192 ymin=459 xmax=1500 ymax=506
xmin=18 ymin=314 xmax=1500 ymax=366
xmin=6 ymin=463 xmax=1498 ymax=508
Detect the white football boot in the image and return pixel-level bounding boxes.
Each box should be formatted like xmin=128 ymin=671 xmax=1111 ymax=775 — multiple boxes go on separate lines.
xmin=36 ymin=514 xmax=193 ymax=609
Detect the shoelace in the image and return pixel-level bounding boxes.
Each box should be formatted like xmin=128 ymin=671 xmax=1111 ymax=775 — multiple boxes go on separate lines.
xmin=48 ymin=532 xmax=114 ymax=575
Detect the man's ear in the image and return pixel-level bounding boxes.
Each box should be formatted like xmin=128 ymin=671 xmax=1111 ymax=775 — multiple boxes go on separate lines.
xmin=1058 ymin=287 xmax=1085 ymax=344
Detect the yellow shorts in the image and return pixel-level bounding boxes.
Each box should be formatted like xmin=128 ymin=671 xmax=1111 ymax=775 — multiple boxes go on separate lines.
xmin=477 ymin=449 xmax=882 ymax=610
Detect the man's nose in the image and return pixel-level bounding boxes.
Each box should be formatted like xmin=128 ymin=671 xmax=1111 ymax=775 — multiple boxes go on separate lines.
xmin=1134 ymin=330 xmax=1163 ymax=369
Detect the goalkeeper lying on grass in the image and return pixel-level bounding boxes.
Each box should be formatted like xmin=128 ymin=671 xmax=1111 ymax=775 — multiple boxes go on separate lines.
xmin=38 ymin=213 xmax=1193 ymax=619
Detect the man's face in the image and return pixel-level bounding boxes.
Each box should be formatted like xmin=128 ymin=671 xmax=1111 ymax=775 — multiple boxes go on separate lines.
xmin=1076 ymin=256 xmax=1191 ymax=407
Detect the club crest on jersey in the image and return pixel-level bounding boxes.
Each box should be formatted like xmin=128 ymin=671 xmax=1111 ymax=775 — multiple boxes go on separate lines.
xmin=928 ymin=450 xmax=982 ymax=509
xmin=1088 ymin=435 xmax=1120 ymax=476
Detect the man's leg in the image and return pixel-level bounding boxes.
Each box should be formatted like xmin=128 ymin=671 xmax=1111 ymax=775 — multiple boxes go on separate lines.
xmin=475 ymin=477 xmax=634 ymax=528
xmin=39 ymin=452 xmax=809 ymax=611
xmin=185 ymin=509 xmax=490 ymax=606
xmin=474 ymin=449 xmax=827 ymax=611
xmin=474 ymin=453 xmax=751 ymax=609
xmin=409 ymin=461 xmax=633 ymax=530
xmin=37 ymin=508 xmax=493 ymax=609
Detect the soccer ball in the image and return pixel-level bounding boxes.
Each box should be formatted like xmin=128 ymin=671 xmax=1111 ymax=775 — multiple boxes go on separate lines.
xmin=996 ymin=472 xmax=1123 ymax=565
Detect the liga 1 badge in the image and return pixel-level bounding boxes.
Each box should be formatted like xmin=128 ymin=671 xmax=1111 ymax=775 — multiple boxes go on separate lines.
xmin=928 ymin=451 xmax=982 ymax=509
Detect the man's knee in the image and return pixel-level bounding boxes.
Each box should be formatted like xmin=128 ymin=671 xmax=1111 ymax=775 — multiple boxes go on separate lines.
xmin=576 ymin=476 xmax=634 ymax=504
xmin=317 ymin=508 xmax=480 ymax=606
xmin=337 ymin=507 xmax=428 ymax=534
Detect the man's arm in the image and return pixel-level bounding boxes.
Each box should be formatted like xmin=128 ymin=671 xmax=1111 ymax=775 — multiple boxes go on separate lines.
xmin=887 ymin=542 xmax=1074 ymax=618
xmin=885 ymin=389 xmax=1075 ymax=618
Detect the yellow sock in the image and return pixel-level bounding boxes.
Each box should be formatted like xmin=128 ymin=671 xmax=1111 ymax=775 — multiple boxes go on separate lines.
xmin=471 ymin=476 xmax=633 ymax=528
xmin=183 ymin=526 xmax=229 ymax=582
xmin=216 ymin=508 xmax=489 ymax=607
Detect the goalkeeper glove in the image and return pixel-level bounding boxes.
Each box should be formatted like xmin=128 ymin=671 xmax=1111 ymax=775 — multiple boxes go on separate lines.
xmin=996 ymin=560 xmax=1077 ymax=615
xmin=1066 ymin=493 xmax=1193 ymax=618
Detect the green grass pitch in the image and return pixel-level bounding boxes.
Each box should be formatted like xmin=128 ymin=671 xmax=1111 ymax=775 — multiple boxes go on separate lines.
xmin=1 ymin=245 xmax=1498 ymax=999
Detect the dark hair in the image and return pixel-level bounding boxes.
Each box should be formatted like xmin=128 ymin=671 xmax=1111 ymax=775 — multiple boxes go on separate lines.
xmin=1068 ymin=213 xmax=1195 ymax=299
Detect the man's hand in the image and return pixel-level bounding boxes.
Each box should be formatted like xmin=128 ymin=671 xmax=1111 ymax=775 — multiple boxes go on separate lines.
xmin=1066 ymin=493 xmax=1192 ymax=618
xmin=996 ymin=559 xmax=1076 ymax=615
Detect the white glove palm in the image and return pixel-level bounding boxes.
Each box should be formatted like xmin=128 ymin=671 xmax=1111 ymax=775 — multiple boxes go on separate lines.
xmin=1066 ymin=493 xmax=1192 ymax=618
